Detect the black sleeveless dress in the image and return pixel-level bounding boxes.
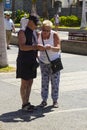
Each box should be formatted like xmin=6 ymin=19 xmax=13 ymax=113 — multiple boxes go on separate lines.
xmin=16 ymin=27 xmax=37 ymax=80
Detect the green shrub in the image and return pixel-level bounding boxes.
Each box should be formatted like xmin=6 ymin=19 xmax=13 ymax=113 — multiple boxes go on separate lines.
xmin=50 ymin=17 xmax=54 ymax=24
xmin=59 ymin=16 xmax=67 ymax=26
xmin=59 ymin=15 xmax=81 ymax=27
xmin=15 ymin=10 xmax=29 ymax=23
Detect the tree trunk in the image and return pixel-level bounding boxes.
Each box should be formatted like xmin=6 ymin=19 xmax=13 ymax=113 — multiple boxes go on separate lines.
xmin=77 ymin=0 xmax=80 ymax=6
xmin=31 ymin=0 xmax=37 ymax=15
xmin=42 ymin=0 xmax=49 ymax=19
xmin=76 ymin=0 xmax=80 ymax=16
xmin=11 ymin=0 xmax=15 ymax=21
xmin=0 ymin=1 xmax=8 ymax=67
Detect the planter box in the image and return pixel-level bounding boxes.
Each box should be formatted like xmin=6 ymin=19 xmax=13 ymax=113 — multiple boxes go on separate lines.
xmin=10 ymin=33 xmax=18 ymax=45
xmin=61 ymin=40 xmax=87 ymax=55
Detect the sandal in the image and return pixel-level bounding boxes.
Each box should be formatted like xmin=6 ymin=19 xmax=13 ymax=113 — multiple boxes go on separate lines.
xmin=22 ymin=102 xmax=35 ymax=112
xmin=53 ymin=102 xmax=58 ymax=108
xmin=40 ymin=101 xmax=47 ymax=107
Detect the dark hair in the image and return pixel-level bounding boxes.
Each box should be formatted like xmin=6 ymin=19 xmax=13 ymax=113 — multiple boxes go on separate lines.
xmin=29 ymin=15 xmax=39 ymax=26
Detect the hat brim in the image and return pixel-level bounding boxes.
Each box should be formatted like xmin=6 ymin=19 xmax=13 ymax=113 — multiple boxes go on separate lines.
xmin=4 ymin=11 xmax=12 ymax=15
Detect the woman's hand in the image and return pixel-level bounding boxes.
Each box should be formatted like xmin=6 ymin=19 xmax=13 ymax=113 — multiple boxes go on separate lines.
xmin=37 ymin=44 xmax=46 ymax=51
xmin=45 ymin=44 xmax=52 ymax=50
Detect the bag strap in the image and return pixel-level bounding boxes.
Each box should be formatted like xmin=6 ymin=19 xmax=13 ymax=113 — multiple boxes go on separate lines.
xmin=41 ymin=34 xmax=51 ymax=63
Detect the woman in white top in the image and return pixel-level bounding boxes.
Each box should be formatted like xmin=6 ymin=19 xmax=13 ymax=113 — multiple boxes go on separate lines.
xmin=38 ymin=20 xmax=61 ymax=108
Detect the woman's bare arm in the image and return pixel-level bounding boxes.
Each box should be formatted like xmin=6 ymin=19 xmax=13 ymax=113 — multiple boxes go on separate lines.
xmin=18 ymin=30 xmax=37 ymax=51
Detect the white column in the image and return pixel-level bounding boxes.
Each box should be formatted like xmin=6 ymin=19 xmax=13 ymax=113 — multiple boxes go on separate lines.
xmin=80 ymin=0 xmax=87 ymax=29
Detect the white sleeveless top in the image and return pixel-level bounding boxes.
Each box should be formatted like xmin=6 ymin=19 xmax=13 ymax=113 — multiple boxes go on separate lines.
xmin=38 ymin=30 xmax=61 ymax=64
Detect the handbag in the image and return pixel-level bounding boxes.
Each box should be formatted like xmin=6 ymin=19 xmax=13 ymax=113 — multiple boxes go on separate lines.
xmin=42 ymin=35 xmax=63 ymax=74
xmin=50 ymin=58 xmax=63 ymax=74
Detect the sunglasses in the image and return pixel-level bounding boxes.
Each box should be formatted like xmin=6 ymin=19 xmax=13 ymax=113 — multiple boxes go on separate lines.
xmin=42 ymin=29 xmax=50 ymax=32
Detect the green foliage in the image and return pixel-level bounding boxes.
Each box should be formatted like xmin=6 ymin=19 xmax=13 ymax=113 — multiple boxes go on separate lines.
xmin=50 ymin=17 xmax=54 ymax=24
xmin=15 ymin=10 xmax=29 ymax=23
xmin=40 ymin=17 xmax=44 ymax=23
xmin=59 ymin=16 xmax=67 ymax=26
xmin=14 ymin=11 xmax=81 ymax=27
xmin=32 ymin=0 xmax=37 ymax=3
xmin=60 ymin=15 xmax=81 ymax=27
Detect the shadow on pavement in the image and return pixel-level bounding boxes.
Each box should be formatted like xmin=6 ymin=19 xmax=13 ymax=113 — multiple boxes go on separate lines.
xmin=0 ymin=105 xmax=54 ymax=122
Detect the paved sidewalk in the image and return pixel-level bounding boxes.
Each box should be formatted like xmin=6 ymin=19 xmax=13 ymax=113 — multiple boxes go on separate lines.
xmin=0 ymin=45 xmax=87 ymax=130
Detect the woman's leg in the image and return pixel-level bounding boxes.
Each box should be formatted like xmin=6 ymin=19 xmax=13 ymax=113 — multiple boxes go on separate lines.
xmin=40 ymin=62 xmax=50 ymax=102
xmin=20 ymin=79 xmax=33 ymax=105
xmin=51 ymin=71 xmax=60 ymax=103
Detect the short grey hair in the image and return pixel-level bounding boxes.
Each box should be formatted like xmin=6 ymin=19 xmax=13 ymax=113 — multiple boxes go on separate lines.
xmin=42 ymin=20 xmax=53 ymax=27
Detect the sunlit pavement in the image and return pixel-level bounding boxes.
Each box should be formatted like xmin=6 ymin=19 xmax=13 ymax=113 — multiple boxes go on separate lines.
xmin=0 ymin=45 xmax=87 ymax=130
